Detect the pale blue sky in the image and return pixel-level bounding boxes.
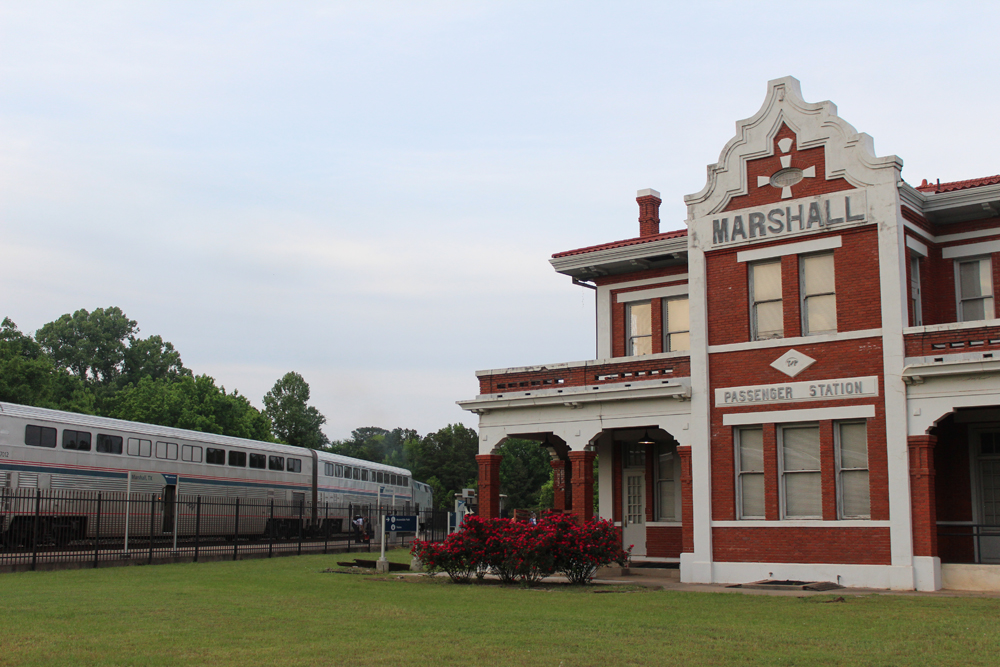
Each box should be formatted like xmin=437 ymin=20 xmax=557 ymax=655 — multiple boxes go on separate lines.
xmin=2 ymin=2 xmax=998 ymax=438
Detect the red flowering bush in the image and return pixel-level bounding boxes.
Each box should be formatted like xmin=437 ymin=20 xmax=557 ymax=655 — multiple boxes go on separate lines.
xmin=411 ymin=514 xmax=630 ymax=585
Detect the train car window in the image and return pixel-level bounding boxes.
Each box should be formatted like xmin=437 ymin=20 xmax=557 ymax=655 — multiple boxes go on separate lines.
xmin=155 ymin=441 xmax=178 ymax=460
xmin=127 ymin=438 xmax=152 ymax=457
xmin=229 ymin=451 xmax=247 ymax=467
xmin=335 ymin=464 xmax=343 ymax=477
xmin=343 ymin=465 xmax=352 ymax=479
xmin=361 ymin=469 xmax=369 ymax=481
xmin=376 ymin=471 xmax=383 ymax=483
xmin=249 ymin=453 xmax=266 ymax=469
xmin=403 ymin=476 xmax=408 ymax=487
xmin=389 ymin=474 xmax=396 ymax=486
xmin=268 ymin=455 xmax=284 ymax=471
xmin=96 ymin=434 xmax=123 ymax=454
xmin=353 ymin=467 xmax=360 ymax=480
xmin=205 ymin=448 xmax=225 ymax=465
xmin=324 ymin=462 xmax=334 ymax=476
xmin=62 ymin=430 xmax=92 ymax=451
xmin=25 ymin=425 xmax=57 ymax=448
xmin=287 ymin=458 xmax=302 ymax=473
xmin=181 ymin=444 xmax=203 ymax=463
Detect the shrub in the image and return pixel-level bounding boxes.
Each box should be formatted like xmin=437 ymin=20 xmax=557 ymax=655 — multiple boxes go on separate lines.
xmin=412 ymin=514 xmax=631 ymax=585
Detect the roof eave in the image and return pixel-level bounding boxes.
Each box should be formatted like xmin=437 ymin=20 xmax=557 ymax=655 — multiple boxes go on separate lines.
xmin=549 ymin=236 xmax=689 ymax=278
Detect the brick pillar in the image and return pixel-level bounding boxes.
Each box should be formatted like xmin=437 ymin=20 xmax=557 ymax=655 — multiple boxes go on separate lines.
xmin=637 ymin=188 xmax=661 ymax=237
xmin=550 ymin=459 xmax=569 ymax=512
xmin=677 ymin=446 xmax=693 ymax=554
xmin=908 ymin=435 xmax=938 ymax=557
xmin=476 ymin=454 xmax=502 ymax=520
xmin=568 ymin=450 xmax=596 ymax=522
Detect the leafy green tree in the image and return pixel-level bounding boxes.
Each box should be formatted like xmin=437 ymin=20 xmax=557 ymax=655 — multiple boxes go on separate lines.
xmin=106 ymin=374 xmax=272 ymax=440
xmin=497 ymin=438 xmax=552 ymax=511
xmin=35 ymin=307 xmax=138 ymax=387
xmin=121 ymin=334 xmax=191 ymax=387
xmin=0 ymin=318 xmax=95 ymax=413
xmin=406 ymin=424 xmax=478 ymax=511
xmin=328 ymin=426 xmax=420 ymax=466
xmin=263 ymin=372 xmax=329 ymax=449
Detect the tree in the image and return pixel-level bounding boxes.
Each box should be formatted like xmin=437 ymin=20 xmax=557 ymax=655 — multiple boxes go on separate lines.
xmin=407 ymin=424 xmax=478 ymax=511
xmin=0 ymin=318 xmax=95 ymax=413
xmin=497 ymin=438 xmax=552 ymax=511
xmin=35 ymin=307 xmax=138 ymax=386
xmin=106 ymin=374 xmax=273 ymax=440
xmin=121 ymin=334 xmax=191 ymax=388
xmin=328 ymin=426 xmax=420 ymax=466
xmin=263 ymin=372 xmax=329 ymax=449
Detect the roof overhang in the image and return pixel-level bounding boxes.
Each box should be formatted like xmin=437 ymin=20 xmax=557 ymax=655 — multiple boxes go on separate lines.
xmin=458 ymin=377 xmax=691 ymax=414
xmin=899 ymin=182 xmax=1000 ymax=226
xmin=549 ymin=236 xmax=688 ymax=279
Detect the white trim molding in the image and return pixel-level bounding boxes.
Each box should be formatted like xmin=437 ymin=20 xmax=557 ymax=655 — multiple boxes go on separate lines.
xmin=905 ymin=235 xmax=928 ymax=257
xmin=617 ymin=284 xmax=689 ymax=303
xmin=737 ymin=235 xmax=842 ymax=263
xmin=942 ymin=240 xmax=1000 ymax=259
xmin=722 ymin=404 xmax=876 ymax=426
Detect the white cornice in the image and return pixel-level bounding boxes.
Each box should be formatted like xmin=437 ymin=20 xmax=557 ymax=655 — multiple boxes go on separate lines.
xmin=474 ymin=350 xmax=692 ymax=377
xmin=458 ymin=378 xmax=692 ymax=413
xmin=549 ymin=236 xmax=687 ymax=276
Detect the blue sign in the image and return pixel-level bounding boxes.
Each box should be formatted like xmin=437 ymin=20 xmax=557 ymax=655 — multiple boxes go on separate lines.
xmin=386 ymin=515 xmax=417 ymax=532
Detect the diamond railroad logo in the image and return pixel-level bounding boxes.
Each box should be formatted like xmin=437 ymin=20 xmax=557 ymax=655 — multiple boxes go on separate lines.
xmin=756 ymin=136 xmax=817 ymax=199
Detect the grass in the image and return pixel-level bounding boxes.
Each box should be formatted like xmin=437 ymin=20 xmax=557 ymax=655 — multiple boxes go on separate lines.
xmin=1 ymin=552 xmax=998 ymax=666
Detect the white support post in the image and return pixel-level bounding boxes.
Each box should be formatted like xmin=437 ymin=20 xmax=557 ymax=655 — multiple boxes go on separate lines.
xmin=376 ymin=514 xmax=389 ymax=573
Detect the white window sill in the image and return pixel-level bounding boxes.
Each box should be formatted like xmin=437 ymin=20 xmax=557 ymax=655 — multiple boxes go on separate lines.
xmin=712 ymin=519 xmax=888 ymax=528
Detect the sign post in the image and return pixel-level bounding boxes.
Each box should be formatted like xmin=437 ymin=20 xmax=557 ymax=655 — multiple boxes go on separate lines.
xmin=376 ymin=514 xmax=389 ymax=573
xmin=123 ymin=471 xmax=132 ymax=556
xmin=376 ymin=515 xmax=418 ymax=573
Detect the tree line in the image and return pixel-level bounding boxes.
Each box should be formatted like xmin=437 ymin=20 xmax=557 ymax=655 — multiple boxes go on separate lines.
xmin=0 ymin=307 xmax=555 ymax=510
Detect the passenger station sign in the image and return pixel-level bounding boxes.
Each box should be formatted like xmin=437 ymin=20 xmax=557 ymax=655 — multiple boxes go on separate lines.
xmin=715 ymin=376 xmax=879 ymax=407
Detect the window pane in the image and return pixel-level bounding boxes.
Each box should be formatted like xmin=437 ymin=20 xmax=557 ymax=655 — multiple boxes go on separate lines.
xmin=658 ymin=480 xmax=675 ymax=520
xmin=666 ymin=298 xmax=689 ymax=333
xmin=806 ymin=293 xmax=837 ymax=333
xmin=667 ymin=332 xmax=690 ymax=352
xmin=742 ymin=473 xmax=765 ymax=518
xmin=783 ymin=426 xmax=820 ymax=471
xmin=739 ymin=428 xmax=764 ymax=473
xmin=803 ymin=254 xmax=834 ymax=295
xmin=658 ymin=450 xmax=674 ymax=481
xmin=96 ymin=434 xmax=123 ymax=454
xmin=961 ymin=261 xmax=983 ymax=298
xmin=785 ymin=472 xmax=822 ymax=517
xmin=629 ymin=302 xmax=651 ymax=337
xmin=269 ymin=456 xmax=284 ymax=471
xmin=753 ymin=262 xmax=782 ymax=300
xmin=839 ymin=422 xmax=868 ymax=469
xmin=632 ymin=336 xmax=652 ymax=356
xmin=249 ymin=453 xmax=265 ymax=469
xmin=842 ymin=470 xmax=870 ymax=517
xmin=755 ymin=301 xmax=783 ymax=339
xmin=963 ymin=298 xmax=986 ymax=321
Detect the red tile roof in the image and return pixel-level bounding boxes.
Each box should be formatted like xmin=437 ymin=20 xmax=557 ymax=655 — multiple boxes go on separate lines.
xmin=552 ymin=228 xmax=688 ymax=258
xmin=916 ymin=175 xmax=1000 ymax=193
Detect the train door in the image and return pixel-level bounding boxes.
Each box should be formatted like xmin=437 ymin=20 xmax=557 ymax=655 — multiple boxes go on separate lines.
xmin=162 ymin=485 xmax=176 ymax=534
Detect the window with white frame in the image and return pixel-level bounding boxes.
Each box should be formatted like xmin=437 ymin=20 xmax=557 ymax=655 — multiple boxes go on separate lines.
xmin=910 ymin=256 xmax=923 ymax=327
xmin=627 ymin=301 xmax=652 ymax=356
xmin=736 ymin=427 xmax=765 ymax=519
xmin=663 ymin=296 xmax=690 ymax=352
xmin=801 ymin=253 xmax=837 ymax=335
xmin=837 ymin=421 xmax=870 ymax=519
xmin=655 ymin=441 xmax=678 ymax=521
xmin=957 ymin=257 xmax=994 ymax=322
xmin=750 ymin=261 xmax=783 ymax=340
xmin=780 ymin=424 xmax=822 ymax=519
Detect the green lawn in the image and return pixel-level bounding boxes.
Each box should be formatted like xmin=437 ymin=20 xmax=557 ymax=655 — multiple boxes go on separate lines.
xmin=1 ymin=552 xmax=998 ymax=666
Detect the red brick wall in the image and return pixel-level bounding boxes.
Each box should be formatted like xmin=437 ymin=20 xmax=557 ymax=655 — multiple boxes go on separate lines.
xmin=706 ymin=226 xmax=880 ymax=347
xmin=904 ymin=325 xmax=1000 ymax=357
xmin=712 ymin=527 xmax=891 ymax=564
xmin=647 ymin=526 xmax=682 ymax=558
xmin=723 ymin=124 xmax=856 ymax=212
xmin=479 ymin=356 xmax=691 ymax=394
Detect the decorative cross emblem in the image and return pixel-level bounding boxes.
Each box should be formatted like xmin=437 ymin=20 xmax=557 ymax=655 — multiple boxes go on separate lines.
xmin=756 ymin=137 xmax=817 ymax=200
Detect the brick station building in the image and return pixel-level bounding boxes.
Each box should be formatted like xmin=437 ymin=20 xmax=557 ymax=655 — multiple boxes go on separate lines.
xmin=458 ymin=77 xmax=1000 ymax=591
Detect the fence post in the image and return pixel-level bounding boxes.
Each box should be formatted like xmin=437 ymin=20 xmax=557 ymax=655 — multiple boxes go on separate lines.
xmin=268 ymin=499 xmax=274 ymax=559
xmin=194 ymin=497 xmax=202 ymax=563
xmin=297 ymin=500 xmax=304 ymax=556
xmin=30 ymin=488 xmax=41 ymax=572
xmin=93 ymin=493 xmax=102 ymax=569
xmin=323 ymin=502 xmax=329 ymax=554
xmin=148 ymin=493 xmax=155 ymax=565
xmin=232 ymin=498 xmax=240 ymax=561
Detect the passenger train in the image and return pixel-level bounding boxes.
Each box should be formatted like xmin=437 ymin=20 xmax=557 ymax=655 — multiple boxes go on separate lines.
xmin=0 ymin=402 xmax=433 ymax=544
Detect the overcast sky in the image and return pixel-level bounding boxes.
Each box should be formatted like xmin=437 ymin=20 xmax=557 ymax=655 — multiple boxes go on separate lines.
xmin=2 ymin=2 xmax=998 ymax=439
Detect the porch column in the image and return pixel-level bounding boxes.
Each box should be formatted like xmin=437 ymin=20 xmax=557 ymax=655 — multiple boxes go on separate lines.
xmin=550 ymin=459 xmax=571 ymax=512
xmin=908 ymin=435 xmax=938 ymax=558
xmin=476 ymin=454 xmax=502 ymax=519
xmin=568 ymin=451 xmax=596 ymax=522
xmin=677 ymin=446 xmax=693 ymax=554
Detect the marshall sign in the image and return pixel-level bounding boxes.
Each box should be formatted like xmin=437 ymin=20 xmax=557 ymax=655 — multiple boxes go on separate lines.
xmin=710 ymin=191 xmax=868 ymax=248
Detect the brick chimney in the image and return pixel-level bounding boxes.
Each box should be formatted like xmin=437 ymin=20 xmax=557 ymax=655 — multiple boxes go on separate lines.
xmin=637 ymin=188 xmax=661 ymax=237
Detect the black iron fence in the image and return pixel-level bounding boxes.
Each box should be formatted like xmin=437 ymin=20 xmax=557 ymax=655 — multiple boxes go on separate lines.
xmin=0 ymin=488 xmax=447 ymax=571
xmin=938 ymin=524 xmax=1000 ymax=564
